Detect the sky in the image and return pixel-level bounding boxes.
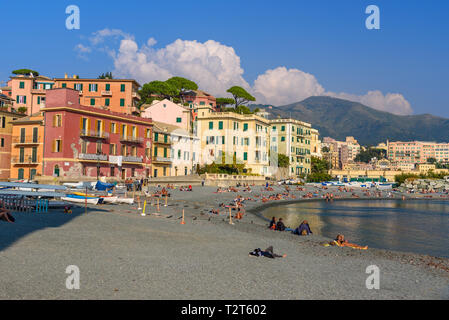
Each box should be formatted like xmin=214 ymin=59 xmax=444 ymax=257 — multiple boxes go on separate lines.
xmin=1 ymin=0 xmax=448 ymax=117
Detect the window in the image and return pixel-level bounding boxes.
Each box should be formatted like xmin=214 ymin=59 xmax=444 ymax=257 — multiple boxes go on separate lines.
xmin=20 ymin=128 xmax=25 ymax=143
xmin=281 ymin=125 xmax=285 ymax=131
xmin=81 ymin=141 xmax=87 ymax=153
xmin=16 ymin=95 xmax=26 ymax=104
xmin=0 ymin=138 xmax=3 ymax=147
xmin=1 ymin=117 xmax=4 ymax=128
xmin=74 ymin=83 xmax=83 ymax=91
xmin=146 ymin=129 xmax=151 ymax=138
xmin=31 ymin=147 xmax=37 ymax=162
xmin=120 ymin=99 xmax=125 ymax=107
xmin=89 ymin=84 xmax=98 ymax=92
xmin=18 ymin=168 xmax=24 ymax=180
xmin=233 ymin=122 xmax=239 ymax=130
xmin=243 ymin=152 xmax=248 ymax=161
xmin=53 ymin=140 xmax=62 ymax=152
xmin=176 ymin=117 xmax=182 ymax=123
xmin=19 ymin=81 xmax=25 ymax=89
xmin=19 ymin=147 xmax=24 ymax=162
xmin=164 ymin=148 xmax=167 ymax=158
xmin=164 ymin=134 xmax=168 ymax=143
xmin=218 ymin=121 xmax=223 ymax=130
xmin=200 ymin=101 xmax=205 ymax=105
xmin=154 ymin=132 xmax=159 ymax=142
xmin=209 ymin=121 xmax=213 ymax=130
xmin=120 ymin=84 xmax=125 ymax=92
xmin=110 ymin=122 xmax=116 ymax=133
xmin=53 ymin=114 xmax=62 ymax=127
xmin=281 ymin=137 xmax=285 ymax=141
xmin=105 ymin=98 xmax=110 ymax=106
xmin=105 ymin=84 xmax=110 ymax=91
xmin=62 ymin=83 xmax=66 ymax=88
xmin=109 ymin=144 xmax=116 ymax=155
xmin=90 ymin=98 xmax=95 ymax=106
xmin=154 ymin=147 xmax=158 ymax=157
xmin=110 ymin=167 xmax=115 ymax=177
xmin=243 ymin=123 xmax=248 ymax=131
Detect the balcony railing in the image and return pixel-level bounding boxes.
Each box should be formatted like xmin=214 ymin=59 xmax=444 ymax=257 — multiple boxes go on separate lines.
xmin=123 ymin=156 xmax=143 ymax=163
xmin=11 ymin=156 xmax=40 ymax=165
xmin=78 ymin=153 xmax=108 ymax=161
xmin=120 ymin=135 xmax=143 ymax=144
xmin=153 ymin=156 xmax=172 ymax=163
xmin=132 ymin=92 xmax=141 ymax=99
xmin=13 ymin=136 xmax=40 ymax=144
xmin=101 ymin=91 xmax=112 ymax=96
xmin=80 ymin=130 xmax=109 ymax=139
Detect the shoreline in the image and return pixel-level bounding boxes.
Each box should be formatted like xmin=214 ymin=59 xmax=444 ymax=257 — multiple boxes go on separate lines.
xmin=1 ymin=184 xmax=448 ymax=299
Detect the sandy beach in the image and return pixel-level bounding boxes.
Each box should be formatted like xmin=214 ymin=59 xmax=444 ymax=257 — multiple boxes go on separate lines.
xmin=1 ymin=184 xmax=448 ymax=299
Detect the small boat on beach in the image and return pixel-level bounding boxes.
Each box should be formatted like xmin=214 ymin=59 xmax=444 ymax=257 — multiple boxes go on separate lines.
xmin=116 ymin=197 xmax=134 ymax=204
xmin=61 ymin=196 xmax=100 ymax=205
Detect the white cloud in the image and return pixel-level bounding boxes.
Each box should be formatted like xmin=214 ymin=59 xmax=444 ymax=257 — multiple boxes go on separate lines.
xmin=325 ymin=90 xmax=412 ymax=115
xmin=75 ymin=30 xmax=413 ymax=115
xmin=253 ymin=67 xmax=325 ymax=106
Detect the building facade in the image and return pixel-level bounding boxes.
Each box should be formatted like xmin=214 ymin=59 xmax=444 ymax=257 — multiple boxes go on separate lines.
xmin=0 ymin=110 xmax=25 ymax=179
xmin=322 ymin=136 xmax=361 ymax=169
xmin=141 ymin=99 xmax=192 ymax=132
xmin=53 ymin=76 xmax=141 ymax=115
xmin=41 ymin=88 xmax=152 ymax=180
xmin=387 ymin=140 xmax=449 ymax=165
xmin=196 ymin=107 xmax=270 ymax=175
xmin=269 ymin=118 xmax=313 ymax=177
xmin=10 ymin=112 xmax=45 ymax=180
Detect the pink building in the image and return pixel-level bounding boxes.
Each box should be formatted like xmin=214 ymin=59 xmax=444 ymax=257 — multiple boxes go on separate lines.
xmin=41 ymin=88 xmax=153 ymax=180
xmin=181 ymin=90 xmax=216 ymax=109
xmin=141 ymin=99 xmax=192 ymax=131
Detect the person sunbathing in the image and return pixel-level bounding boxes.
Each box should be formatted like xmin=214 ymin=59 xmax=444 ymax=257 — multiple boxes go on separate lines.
xmin=249 ymin=246 xmax=286 ymax=259
xmin=331 ymin=234 xmax=368 ymax=250
xmin=293 ymin=220 xmax=313 ymax=235
xmin=0 ymin=208 xmax=15 ymax=223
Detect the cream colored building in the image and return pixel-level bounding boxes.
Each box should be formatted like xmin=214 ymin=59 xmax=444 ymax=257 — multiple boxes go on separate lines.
xmin=196 ymin=107 xmax=270 ymax=176
xmin=310 ymin=128 xmax=322 ymax=159
xmin=269 ymin=118 xmax=312 ymax=177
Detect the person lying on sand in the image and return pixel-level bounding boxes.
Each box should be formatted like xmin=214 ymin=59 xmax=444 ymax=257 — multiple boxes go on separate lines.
xmin=0 ymin=208 xmax=15 ymax=223
xmin=249 ymin=246 xmax=286 ymax=259
xmin=329 ymin=234 xmax=368 ymax=250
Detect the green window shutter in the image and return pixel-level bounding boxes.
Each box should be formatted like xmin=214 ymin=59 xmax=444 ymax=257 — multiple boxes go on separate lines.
xmin=244 ymin=152 xmax=247 ymax=161
xmin=218 ymin=121 xmax=223 ymax=130
xmin=120 ymin=99 xmax=125 ymax=106
xmin=164 ymin=148 xmax=167 ymax=157
xmin=80 ymin=84 xmax=83 ymax=91
xmin=24 ymin=96 xmax=26 ymax=103
xmin=62 ymin=83 xmax=66 ymax=88
xmin=154 ymin=147 xmax=158 ymax=157
xmin=120 ymin=84 xmax=125 ymax=92
xmin=89 ymin=84 xmax=92 ymax=91
xmin=16 ymin=95 xmax=19 ymax=103
xmin=164 ymin=135 xmax=167 ymax=143
xmin=37 ymin=96 xmax=40 ymax=104
xmin=209 ymin=121 xmax=213 ymax=130
xmin=19 ymin=82 xmax=24 ymax=89
xmin=155 ymin=132 xmax=158 ymax=141
xmin=243 ymin=123 xmax=248 ymax=131
xmin=90 ymin=98 xmax=95 ymax=106
xmin=106 ymin=84 xmax=110 ymax=91
xmin=105 ymin=98 xmax=110 ymax=106
xmin=176 ymin=117 xmax=182 ymax=123
xmin=222 ymin=136 xmax=225 ymax=144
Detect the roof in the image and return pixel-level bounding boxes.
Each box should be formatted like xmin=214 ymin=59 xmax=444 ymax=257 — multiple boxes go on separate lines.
xmin=152 ymin=121 xmax=184 ymax=134
xmin=181 ymin=90 xmax=215 ymax=99
xmin=53 ymin=78 xmax=141 ymax=87
xmin=11 ymin=112 xmax=44 ymax=124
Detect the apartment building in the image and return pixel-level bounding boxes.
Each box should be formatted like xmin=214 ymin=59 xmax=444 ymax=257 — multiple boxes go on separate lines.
xmin=181 ymin=90 xmax=216 ymax=109
xmin=387 ymin=140 xmax=449 ymax=165
xmin=196 ymin=107 xmax=270 ymax=175
xmin=10 ymin=112 xmax=45 ymax=180
xmin=322 ymin=136 xmax=361 ymax=169
xmin=7 ymin=75 xmax=55 ymax=115
xmin=141 ymin=99 xmax=192 ymax=132
xmin=269 ymin=118 xmax=313 ymax=177
xmin=41 ymin=88 xmax=152 ymax=180
xmin=0 ymin=110 xmax=25 ymax=179
xmin=152 ymin=122 xmax=173 ymax=178
xmin=310 ymin=128 xmax=322 ymax=159
xmin=53 ymin=76 xmax=141 ymax=115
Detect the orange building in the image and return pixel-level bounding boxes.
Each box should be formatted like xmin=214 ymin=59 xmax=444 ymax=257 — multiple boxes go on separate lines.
xmin=8 ymin=75 xmax=55 ymax=115
xmin=53 ymin=76 xmax=141 ymax=115
xmin=10 ymin=112 xmax=45 ymax=180
xmin=0 ymin=110 xmax=26 ymax=180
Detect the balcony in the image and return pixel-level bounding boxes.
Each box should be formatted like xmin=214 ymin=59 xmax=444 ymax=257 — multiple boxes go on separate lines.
xmin=11 ymin=156 xmax=40 ymax=165
xmin=120 ymin=135 xmax=143 ymax=144
xmin=13 ymin=136 xmax=40 ymax=145
xmin=80 ymin=130 xmax=109 ymax=139
xmin=78 ymin=153 xmax=108 ymax=161
xmin=31 ymin=88 xmax=46 ymax=94
xmin=132 ymin=92 xmax=141 ymax=100
xmin=123 ymin=156 xmax=143 ymax=163
xmin=101 ymin=91 xmax=112 ymax=96
xmin=153 ymin=156 xmax=172 ymax=163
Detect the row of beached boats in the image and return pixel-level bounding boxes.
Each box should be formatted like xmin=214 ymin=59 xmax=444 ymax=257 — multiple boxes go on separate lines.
xmin=61 ymin=192 xmax=134 ymax=205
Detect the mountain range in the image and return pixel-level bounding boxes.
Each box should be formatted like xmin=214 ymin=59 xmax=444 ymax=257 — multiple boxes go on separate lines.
xmin=251 ymin=96 xmax=449 ymax=145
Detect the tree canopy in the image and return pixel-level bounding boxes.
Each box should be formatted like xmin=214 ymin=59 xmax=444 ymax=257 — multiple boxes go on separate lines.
xmin=226 ymin=86 xmax=255 ymax=108
xmin=98 ymin=72 xmax=113 ymax=79
xmin=12 ymin=69 xmax=39 ymax=77
xmin=139 ymin=81 xmax=178 ymax=104
xmin=215 ymin=97 xmax=235 ymax=110
xmin=307 ymin=156 xmax=332 ymax=182
xmin=278 ymin=154 xmax=290 ymax=168
xmin=166 ymin=77 xmax=198 ymax=93
xmin=354 ymin=148 xmax=385 ymax=163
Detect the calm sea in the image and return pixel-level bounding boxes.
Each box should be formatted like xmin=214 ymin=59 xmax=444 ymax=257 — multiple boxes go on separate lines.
xmin=261 ymin=199 xmax=449 ymax=258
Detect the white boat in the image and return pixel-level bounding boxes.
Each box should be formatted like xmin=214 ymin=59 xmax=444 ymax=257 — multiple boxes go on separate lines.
xmin=61 ymin=196 xmax=100 ymax=205
xmin=101 ymin=196 xmax=118 ymax=204
xmin=116 ymin=197 xmax=134 ymax=204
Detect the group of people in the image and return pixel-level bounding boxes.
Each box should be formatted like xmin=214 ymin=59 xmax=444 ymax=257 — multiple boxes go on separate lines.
xmin=269 ymin=217 xmax=313 ymax=236
xmin=179 ymin=185 xmax=193 ymax=192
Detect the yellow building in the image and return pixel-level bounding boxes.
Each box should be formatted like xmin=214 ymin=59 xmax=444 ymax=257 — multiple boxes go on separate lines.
xmin=151 ymin=122 xmax=173 ymax=177
xmin=310 ymin=128 xmax=321 ymax=159
xmin=10 ymin=112 xmax=44 ymax=180
xmin=0 ymin=110 xmax=26 ymax=179
xmin=196 ymin=107 xmax=270 ymax=175
xmin=269 ymin=118 xmax=312 ymax=177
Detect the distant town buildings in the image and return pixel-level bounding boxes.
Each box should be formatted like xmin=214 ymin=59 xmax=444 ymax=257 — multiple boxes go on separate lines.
xmin=387 ymin=140 xmax=449 ymax=165
xmin=322 ymin=136 xmax=361 ymax=169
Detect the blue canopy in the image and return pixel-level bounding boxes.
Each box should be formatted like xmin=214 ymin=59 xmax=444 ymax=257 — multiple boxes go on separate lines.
xmin=95 ymin=181 xmax=115 ymax=191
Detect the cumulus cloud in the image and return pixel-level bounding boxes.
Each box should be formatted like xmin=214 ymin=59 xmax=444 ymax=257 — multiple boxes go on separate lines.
xmin=75 ymin=29 xmax=413 ymax=115
xmin=253 ymin=67 xmax=325 ymax=106
xmin=325 ymin=91 xmax=412 ymax=115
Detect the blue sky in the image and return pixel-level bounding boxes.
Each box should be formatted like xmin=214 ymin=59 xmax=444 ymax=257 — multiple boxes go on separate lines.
xmin=1 ymin=0 xmax=448 ymax=117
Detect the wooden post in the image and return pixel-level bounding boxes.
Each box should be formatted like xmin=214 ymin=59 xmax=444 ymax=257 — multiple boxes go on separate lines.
xmin=141 ymin=200 xmax=146 ymax=216
xmin=164 ymin=195 xmax=168 ymax=207
xmin=229 ymin=207 xmax=234 ymax=225
xmin=85 ymin=186 xmax=88 ymax=214
xmin=181 ymin=209 xmax=185 ymax=224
